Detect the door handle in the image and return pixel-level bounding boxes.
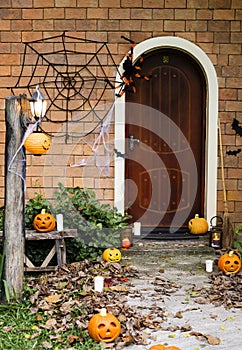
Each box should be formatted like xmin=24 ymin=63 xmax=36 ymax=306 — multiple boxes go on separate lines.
xmin=129 ymin=135 xmax=140 ymax=151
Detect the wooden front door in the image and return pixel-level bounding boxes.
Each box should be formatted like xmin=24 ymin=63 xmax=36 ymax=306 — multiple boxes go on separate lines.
xmin=125 ymin=49 xmax=206 ymax=232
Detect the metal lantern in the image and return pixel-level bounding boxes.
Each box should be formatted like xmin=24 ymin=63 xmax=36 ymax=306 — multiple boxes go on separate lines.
xmin=209 ymin=216 xmax=223 ymax=249
xmin=29 ymin=85 xmax=47 ymax=120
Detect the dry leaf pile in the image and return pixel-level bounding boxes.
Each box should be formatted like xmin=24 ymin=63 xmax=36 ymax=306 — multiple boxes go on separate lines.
xmin=26 ymin=258 xmax=173 ymax=348
xmin=189 ymin=270 xmax=242 ymax=309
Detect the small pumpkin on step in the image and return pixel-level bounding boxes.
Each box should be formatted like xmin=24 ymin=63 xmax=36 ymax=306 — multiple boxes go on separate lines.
xmin=188 ymin=214 xmax=208 ymax=235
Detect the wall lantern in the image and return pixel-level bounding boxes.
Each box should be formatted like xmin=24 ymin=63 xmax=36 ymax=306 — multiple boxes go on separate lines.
xmin=209 ymin=216 xmax=223 ymax=249
xmin=28 ymin=84 xmax=47 ymax=120
xmin=24 ymin=85 xmax=50 ymax=156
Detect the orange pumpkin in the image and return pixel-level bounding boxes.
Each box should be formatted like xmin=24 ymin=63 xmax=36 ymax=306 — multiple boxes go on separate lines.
xmin=188 ymin=214 xmax=208 ymax=234
xmin=102 ymin=247 xmax=122 ymax=262
xmin=88 ymin=308 xmax=121 ymax=343
xmin=33 ymin=209 xmax=56 ymax=232
xmin=148 ymin=345 xmax=181 ymax=350
xmin=24 ymin=131 xmax=50 ymax=155
xmin=218 ymin=250 xmax=241 ymax=275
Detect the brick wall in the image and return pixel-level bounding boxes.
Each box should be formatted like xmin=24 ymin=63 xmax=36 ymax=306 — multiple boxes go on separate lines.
xmin=0 ymin=0 xmax=241 ymax=226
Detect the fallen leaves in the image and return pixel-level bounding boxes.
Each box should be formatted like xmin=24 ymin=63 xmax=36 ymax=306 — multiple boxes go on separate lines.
xmin=23 ymin=254 xmax=242 ymax=348
xmin=190 ymin=331 xmax=221 ymax=345
xmin=189 ymin=270 xmax=242 ymax=309
xmin=44 ymin=294 xmax=62 ymax=303
xmin=25 ymin=258 xmax=166 ymax=347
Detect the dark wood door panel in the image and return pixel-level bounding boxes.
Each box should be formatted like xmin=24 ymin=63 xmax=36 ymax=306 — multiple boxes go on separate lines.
xmin=125 ymin=49 xmax=206 ymax=229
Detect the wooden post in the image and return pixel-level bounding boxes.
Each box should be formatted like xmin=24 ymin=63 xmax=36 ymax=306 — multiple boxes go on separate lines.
xmin=3 ymin=95 xmax=27 ymax=301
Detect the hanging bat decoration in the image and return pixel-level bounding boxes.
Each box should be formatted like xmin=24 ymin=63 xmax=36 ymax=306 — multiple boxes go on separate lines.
xmin=114 ymin=148 xmax=126 ymax=158
xmin=226 ymin=148 xmax=241 ymax=156
xmin=232 ymin=118 xmax=242 ymax=136
xmin=114 ymin=36 xmax=152 ymax=97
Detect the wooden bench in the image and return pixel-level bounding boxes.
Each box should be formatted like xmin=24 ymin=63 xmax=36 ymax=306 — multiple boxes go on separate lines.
xmin=0 ymin=229 xmax=78 ymax=272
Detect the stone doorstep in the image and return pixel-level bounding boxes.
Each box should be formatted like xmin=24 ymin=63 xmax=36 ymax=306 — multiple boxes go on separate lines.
xmin=121 ymin=236 xmax=216 ymax=255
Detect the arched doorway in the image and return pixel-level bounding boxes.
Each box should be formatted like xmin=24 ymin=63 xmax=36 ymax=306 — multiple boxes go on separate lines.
xmin=114 ymin=37 xmax=218 ymax=233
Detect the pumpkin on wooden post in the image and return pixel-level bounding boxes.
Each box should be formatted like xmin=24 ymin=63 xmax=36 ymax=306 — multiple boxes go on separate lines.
xmin=88 ymin=308 xmax=121 ymax=343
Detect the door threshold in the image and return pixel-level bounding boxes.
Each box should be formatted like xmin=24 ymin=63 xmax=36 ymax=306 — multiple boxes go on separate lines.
xmin=142 ymin=227 xmax=201 ymax=240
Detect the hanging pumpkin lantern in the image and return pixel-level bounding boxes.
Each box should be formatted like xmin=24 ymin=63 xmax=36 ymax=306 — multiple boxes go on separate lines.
xmin=188 ymin=214 xmax=208 ymax=234
xmin=218 ymin=250 xmax=241 ymax=275
xmin=88 ymin=308 xmax=121 ymax=343
xmin=24 ymin=131 xmax=50 ymax=155
xmin=102 ymin=247 xmax=122 ymax=262
xmin=33 ymin=209 xmax=56 ymax=233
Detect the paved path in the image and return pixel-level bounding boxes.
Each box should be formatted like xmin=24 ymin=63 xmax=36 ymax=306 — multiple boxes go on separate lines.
xmin=121 ymin=239 xmax=242 ymax=350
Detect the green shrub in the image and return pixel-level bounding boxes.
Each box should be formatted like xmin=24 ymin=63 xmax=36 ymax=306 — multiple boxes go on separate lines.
xmin=53 ymin=183 xmax=131 ymax=251
xmin=23 ymin=183 xmax=131 ymax=263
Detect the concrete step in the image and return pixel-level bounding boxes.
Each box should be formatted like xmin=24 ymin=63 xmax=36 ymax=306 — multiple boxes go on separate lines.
xmin=121 ymin=237 xmax=217 ymax=274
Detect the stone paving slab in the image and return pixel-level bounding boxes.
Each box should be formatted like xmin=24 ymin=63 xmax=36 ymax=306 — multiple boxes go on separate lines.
xmin=120 ymin=238 xmax=242 ymax=350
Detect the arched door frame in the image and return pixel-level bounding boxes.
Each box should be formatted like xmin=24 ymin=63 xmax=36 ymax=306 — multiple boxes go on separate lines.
xmin=114 ymin=36 xmax=218 ymax=222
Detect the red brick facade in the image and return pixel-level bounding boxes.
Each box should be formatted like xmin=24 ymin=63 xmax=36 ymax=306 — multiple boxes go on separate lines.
xmin=0 ymin=0 xmax=241 ymax=226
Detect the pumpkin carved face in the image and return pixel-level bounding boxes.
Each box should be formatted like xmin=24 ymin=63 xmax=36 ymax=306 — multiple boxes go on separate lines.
xmin=24 ymin=131 xmax=50 ymax=155
xmin=88 ymin=308 xmax=121 ymax=343
xmin=218 ymin=251 xmax=241 ymax=275
xmin=188 ymin=214 xmax=208 ymax=234
xmin=102 ymin=248 xmax=122 ymax=262
xmin=33 ymin=209 xmax=56 ymax=232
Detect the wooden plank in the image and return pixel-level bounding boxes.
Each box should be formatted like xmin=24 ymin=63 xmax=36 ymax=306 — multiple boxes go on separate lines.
xmin=25 ymin=229 xmax=78 ymax=240
xmin=55 ymin=239 xmax=63 ymax=267
xmin=3 ymin=95 xmax=26 ymax=300
xmin=60 ymin=239 xmax=67 ymax=265
xmin=40 ymin=245 xmax=56 ymax=268
xmin=24 ymin=256 xmax=35 ymax=268
xmin=0 ymin=229 xmax=78 ymax=240
xmin=25 ymin=266 xmax=57 ymax=272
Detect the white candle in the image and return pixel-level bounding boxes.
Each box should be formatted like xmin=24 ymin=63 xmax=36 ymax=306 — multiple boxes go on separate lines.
xmin=205 ymin=259 xmax=213 ymax=272
xmin=133 ymin=222 xmax=141 ymax=236
xmin=94 ymin=276 xmax=104 ymax=292
xmin=56 ymin=214 xmax=63 ymax=231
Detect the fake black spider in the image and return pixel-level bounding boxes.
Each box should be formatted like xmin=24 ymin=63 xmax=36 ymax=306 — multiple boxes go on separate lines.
xmin=115 ymin=36 xmax=151 ymax=97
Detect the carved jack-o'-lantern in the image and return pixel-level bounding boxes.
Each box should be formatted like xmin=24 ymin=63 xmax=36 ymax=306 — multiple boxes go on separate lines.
xmin=88 ymin=308 xmax=121 ymax=343
xmin=148 ymin=345 xmax=181 ymax=350
xmin=102 ymin=247 xmax=122 ymax=262
xmin=24 ymin=131 xmax=50 ymax=155
xmin=148 ymin=345 xmax=166 ymax=350
xmin=218 ymin=250 xmax=241 ymax=275
xmin=33 ymin=209 xmax=56 ymax=232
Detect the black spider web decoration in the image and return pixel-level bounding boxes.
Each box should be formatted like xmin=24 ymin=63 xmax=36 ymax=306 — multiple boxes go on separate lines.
xmin=9 ymin=32 xmax=120 ymax=141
